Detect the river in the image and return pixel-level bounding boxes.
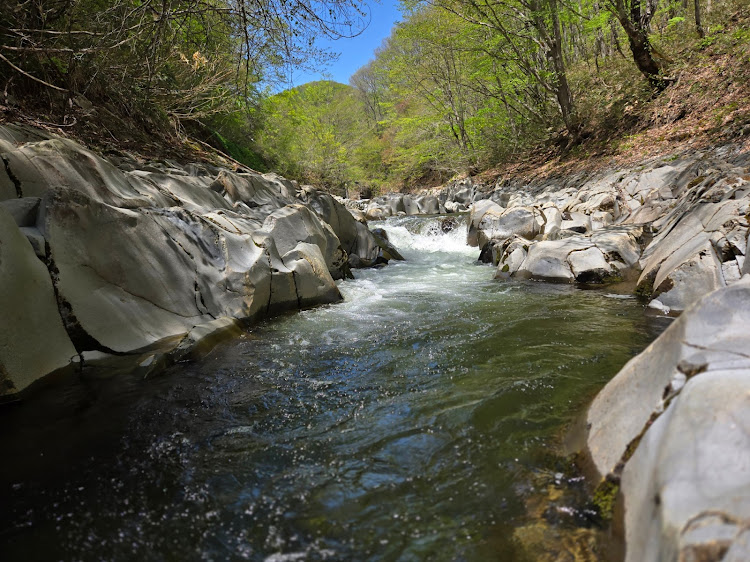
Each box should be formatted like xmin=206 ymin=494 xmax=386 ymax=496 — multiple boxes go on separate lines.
xmin=0 ymin=215 xmax=670 ymax=560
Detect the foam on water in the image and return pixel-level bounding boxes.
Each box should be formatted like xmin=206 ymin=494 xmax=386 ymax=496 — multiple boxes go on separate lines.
xmin=0 ymin=214 xmax=673 ymax=561
xmin=374 ymin=215 xmax=476 ymax=257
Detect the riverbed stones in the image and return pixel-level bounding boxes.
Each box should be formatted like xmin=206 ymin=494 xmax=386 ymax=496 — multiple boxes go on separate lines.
xmin=0 ymin=207 xmax=77 ymax=397
xmin=496 ymin=227 xmax=642 ymax=284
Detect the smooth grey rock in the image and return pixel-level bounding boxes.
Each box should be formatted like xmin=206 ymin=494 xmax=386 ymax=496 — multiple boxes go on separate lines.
xmin=467 ymin=200 xmax=503 ymax=247
xmin=218 ymin=170 xmax=296 ymax=212
xmin=515 ymin=238 xmax=589 ymax=282
xmin=561 ymin=211 xmax=591 ymax=234
xmin=298 ymin=187 xmax=380 ymax=266
xmin=417 ymin=194 xmax=440 ymax=214
xmin=0 ymin=197 xmax=40 ymax=227
xmin=2 ymin=138 xmax=164 ymax=206
xmin=40 ymin=188 xmax=214 ymax=353
xmin=261 ymin=204 xmax=348 ymax=280
xmin=133 ymin=172 xmax=232 ymax=212
xmin=281 ymin=242 xmax=343 ymax=308
xmin=653 ymin=240 xmax=725 ymax=311
xmin=542 ymin=206 xmax=562 ymax=239
xmin=494 ymin=237 xmax=528 ymax=279
xmin=0 ymin=162 xmax=18 ymax=200
xmin=568 ymin=246 xmax=611 ymax=282
xmin=587 ymin=276 xmax=750 ymax=480
xmin=590 ymin=227 xmax=643 ymax=267
xmin=477 ymin=205 xmax=541 ymax=250
xmin=402 ymin=195 xmax=420 ymax=216
xmin=622 ymin=369 xmax=750 ymax=562
xmin=169 ymin=317 xmax=243 ymax=363
xmin=19 ymin=226 xmax=46 ymax=258
xmin=0 ymin=207 xmax=77 ymax=397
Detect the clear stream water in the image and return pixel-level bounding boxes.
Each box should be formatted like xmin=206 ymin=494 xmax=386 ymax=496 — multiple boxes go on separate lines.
xmin=0 ymin=216 xmax=670 ymax=561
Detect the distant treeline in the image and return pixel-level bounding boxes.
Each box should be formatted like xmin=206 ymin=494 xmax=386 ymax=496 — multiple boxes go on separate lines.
xmin=1 ymin=0 xmax=746 ymax=189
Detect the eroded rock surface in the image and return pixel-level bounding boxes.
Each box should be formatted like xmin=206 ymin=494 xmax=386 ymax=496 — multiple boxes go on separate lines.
xmin=586 ymin=277 xmax=750 ymax=562
xmin=0 ymin=125 xmax=400 ymax=399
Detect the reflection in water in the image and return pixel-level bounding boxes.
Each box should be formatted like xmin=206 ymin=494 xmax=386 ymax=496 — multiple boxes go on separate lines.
xmin=0 ymin=215 xmax=669 ymax=560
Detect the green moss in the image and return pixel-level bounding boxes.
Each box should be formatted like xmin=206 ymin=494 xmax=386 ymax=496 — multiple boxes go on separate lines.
xmin=592 ymin=479 xmax=620 ymax=523
xmin=635 ymin=278 xmax=654 ymax=299
xmin=601 ymin=272 xmax=624 ymax=284
xmin=501 ymin=263 xmax=510 ymax=272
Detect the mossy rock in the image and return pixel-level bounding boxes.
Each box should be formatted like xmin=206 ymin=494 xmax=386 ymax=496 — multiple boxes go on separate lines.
xmin=592 ymin=479 xmax=620 ymax=523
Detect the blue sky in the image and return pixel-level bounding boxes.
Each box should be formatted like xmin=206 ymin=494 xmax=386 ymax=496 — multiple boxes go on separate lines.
xmin=289 ymin=0 xmax=403 ymax=86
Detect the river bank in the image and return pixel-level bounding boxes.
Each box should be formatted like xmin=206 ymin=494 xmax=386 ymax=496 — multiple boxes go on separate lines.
xmin=0 ymin=123 xmax=403 ymax=401
xmin=354 ymin=142 xmax=750 ymax=560
xmin=2 ymin=122 xmax=749 ymax=559
xmin=0 ymin=216 xmax=671 ymax=560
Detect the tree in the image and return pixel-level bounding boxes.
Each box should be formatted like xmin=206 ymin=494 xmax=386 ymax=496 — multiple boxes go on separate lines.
xmin=0 ymin=0 xmax=372 ymax=122
xmin=605 ymin=0 xmax=667 ymax=88
xmin=429 ymin=0 xmax=582 ymax=139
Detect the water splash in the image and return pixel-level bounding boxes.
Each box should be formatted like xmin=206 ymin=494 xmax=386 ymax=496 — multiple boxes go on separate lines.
xmin=374 ymin=215 xmax=476 ymax=257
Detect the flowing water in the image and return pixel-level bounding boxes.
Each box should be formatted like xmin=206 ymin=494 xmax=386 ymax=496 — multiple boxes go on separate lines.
xmin=0 ymin=215 xmax=670 ymax=561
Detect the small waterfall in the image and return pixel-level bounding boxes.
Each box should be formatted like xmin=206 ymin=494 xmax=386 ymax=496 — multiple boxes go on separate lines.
xmin=374 ymin=214 xmax=475 ymax=257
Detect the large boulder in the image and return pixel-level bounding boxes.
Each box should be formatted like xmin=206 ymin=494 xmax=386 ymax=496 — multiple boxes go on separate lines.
xmin=586 ymin=277 xmax=750 ymax=562
xmin=39 ymin=187 xmax=216 ymax=353
xmin=297 ymin=187 xmax=381 ymax=266
xmin=280 ymin=242 xmax=342 ymax=308
xmin=0 ymin=207 xmax=77 ymax=398
xmin=260 ymin=204 xmax=349 ymax=280
xmin=477 ymin=205 xmax=542 ymax=251
xmin=467 ymin=200 xmax=503 ymax=247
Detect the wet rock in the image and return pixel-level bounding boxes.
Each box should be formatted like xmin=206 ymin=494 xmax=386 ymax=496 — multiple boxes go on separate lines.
xmin=261 ymin=204 xmax=349 ymax=280
xmin=298 ymin=187 xmax=381 ymax=267
xmin=281 ymin=243 xmax=343 ymax=307
xmin=371 ymin=227 xmax=405 ymax=262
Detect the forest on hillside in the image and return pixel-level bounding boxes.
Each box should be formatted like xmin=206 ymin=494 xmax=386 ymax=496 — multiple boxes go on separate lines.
xmin=2 ymin=0 xmax=749 ymax=192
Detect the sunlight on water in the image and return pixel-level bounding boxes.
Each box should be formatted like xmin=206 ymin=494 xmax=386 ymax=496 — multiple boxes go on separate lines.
xmin=0 ymin=215 xmax=670 ymax=561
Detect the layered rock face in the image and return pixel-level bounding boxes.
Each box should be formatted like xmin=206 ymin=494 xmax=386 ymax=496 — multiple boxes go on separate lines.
xmin=0 ymin=125 xmax=396 ymax=399
xmin=586 ymin=277 xmax=750 ymax=561
xmin=359 ymin=147 xmax=747 ymax=314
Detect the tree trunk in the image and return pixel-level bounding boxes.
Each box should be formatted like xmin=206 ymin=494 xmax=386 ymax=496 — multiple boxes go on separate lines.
xmin=533 ymin=0 xmax=580 ymax=139
xmin=694 ymin=0 xmax=705 ymax=38
xmin=613 ymin=0 xmax=665 ymax=90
